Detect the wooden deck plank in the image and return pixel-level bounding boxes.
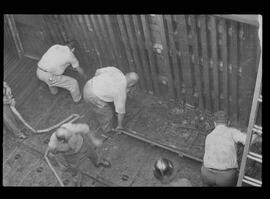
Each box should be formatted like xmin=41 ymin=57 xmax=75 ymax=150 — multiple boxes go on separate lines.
xmin=5 ymin=58 xmax=34 ymax=87
xmin=4 ymin=56 xmax=21 ymax=80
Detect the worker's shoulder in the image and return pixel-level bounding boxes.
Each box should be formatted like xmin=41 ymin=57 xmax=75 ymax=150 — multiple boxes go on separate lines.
xmin=104 ymin=66 xmax=124 ymax=74
xmin=47 ymin=44 xmax=69 ymax=53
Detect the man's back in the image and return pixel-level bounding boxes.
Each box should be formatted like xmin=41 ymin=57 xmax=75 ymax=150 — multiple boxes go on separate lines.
xmin=203 ymin=124 xmax=246 ymax=170
xmin=38 ymin=44 xmax=79 ymax=74
xmin=92 ymin=67 xmax=127 ymax=103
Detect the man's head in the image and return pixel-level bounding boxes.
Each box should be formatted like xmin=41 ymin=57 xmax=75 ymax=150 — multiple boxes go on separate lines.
xmin=125 ymin=72 xmax=139 ymax=89
xmin=214 ymin=111 xmax=228 ymax=125
xmin=153 ymin=158 xmax=174 ymax=184
xmin=55 ymin=126 xmax=72 ymax=142
xmin=66 ymin=40 xmax=75 ymax=52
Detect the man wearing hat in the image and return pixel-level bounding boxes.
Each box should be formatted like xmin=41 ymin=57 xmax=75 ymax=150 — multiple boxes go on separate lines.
xmin=201 ymin=111 xmax=261 ymax=186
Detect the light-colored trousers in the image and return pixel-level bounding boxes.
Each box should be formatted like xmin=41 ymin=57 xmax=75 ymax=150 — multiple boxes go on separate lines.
xmin=36 ymin=68 xmax=81 ymax=102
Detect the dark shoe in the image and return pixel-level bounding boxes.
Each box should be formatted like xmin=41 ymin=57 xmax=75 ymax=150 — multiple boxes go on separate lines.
xmin=97 ymin=158 xmax=111 ymax=168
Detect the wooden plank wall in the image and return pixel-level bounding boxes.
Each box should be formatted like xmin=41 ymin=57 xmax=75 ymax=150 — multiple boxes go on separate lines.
xmin=10 ymin=14 xmax=259 ymax=127
xmin=4 ymin=15 xmax=17 ymax=54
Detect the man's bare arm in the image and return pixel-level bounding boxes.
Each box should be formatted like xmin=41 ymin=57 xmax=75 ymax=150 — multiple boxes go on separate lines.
xmin=76 ymin=66 xmax=87 ymax=79
xmin=116 ymin=113 xmax=125 ymax=129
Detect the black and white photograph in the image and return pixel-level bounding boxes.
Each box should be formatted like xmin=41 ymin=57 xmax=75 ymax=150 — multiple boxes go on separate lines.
xmin=3 ymin=14 xmax=262 ymax=187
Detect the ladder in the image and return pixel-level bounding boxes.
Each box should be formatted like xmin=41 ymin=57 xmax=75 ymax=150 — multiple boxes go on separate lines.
xmin=236 ymin=46 xmax=262 ymax=187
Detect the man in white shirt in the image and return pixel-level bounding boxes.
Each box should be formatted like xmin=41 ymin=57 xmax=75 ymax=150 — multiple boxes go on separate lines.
xmin=83 ymin=67 xmax=139 ymax=134
xmin=37 ymin=41 xmax=87 ymax=103
xmin=201 ymin=111 xmax=261 ymax=186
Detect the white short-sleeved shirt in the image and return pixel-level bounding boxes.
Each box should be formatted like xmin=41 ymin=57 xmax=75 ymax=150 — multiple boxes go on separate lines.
xmin=38 ymin=44 xmax=79 ymax=75
xmin=203 ymin=124 xmax=246 ymax=170
xmin=92 ymin=67 xmax=127 ymax=114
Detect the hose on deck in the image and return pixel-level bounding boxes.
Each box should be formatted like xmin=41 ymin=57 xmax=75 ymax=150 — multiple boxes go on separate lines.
xmin=10 ymin=104 xmax=84 ymax=134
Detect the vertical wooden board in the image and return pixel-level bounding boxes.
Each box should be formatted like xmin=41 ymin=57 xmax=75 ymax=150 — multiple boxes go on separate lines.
xmin=219 ymin=18 xmax=229 ymax=116
xmin=140 ymin=15 xmax=160 ymax=96
xmin=198 ymin=15 xmax=211 ymax=112
xmin=116 ymin=15 xmax=135 ymax=72
xmin=58 ymin=15 xmax=74 ymax=41
xmin=46 ymin=15 xmax=64 ymax=43
xmin=175 ymin=15 xmax=194 ymax=106
xmin=77 ymin=15 xmax=98 ymax=74
xmin=96 ymin=15 xmax=116 ymax=65
xmin=190 ymin=15 xmax=204 ymax=110
xmin=157 ymin=15 xmax=176 ymax=99
xmin=6 ymin=15 xmax=24 ymax=57
xmin=209 ymin=16 xmax=219 ymax=111
xmin=53 ymin=15 xmax=69 ymax=42
xmin=71 ymin=15 xmax=92 ymax=70
xmin=164 ymin=15 xmax=182 ymax=101
xmin=239 ymin=24 xmax=259 ymax=126
xmin=116 ymin=15 xmax=144 ymax=90
xmin=132 ymin=15 xmax=154 ymax=93
xmin=68 ymin=15 xmax=90 ymax=70
xmin=123 ymin=15 xmax=147 ymax=91
xmin=83 ymin=15 xmax=104 ymax=69
xmin=104 ymin=15 xmax=124 ymax=71
xmin=50 ymin=15 xmax=65 ymax=44
xmin=90 ymin=15 xmax=110 ymax=66
xmin=228 ymin=21 xmax=239 ymax=123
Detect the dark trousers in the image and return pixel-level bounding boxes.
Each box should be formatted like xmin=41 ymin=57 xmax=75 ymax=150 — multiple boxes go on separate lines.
xmin=201 ymin=165 xmax=238 ymax=187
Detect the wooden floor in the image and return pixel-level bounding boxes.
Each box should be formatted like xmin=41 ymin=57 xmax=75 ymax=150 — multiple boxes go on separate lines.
xmin=3 ymin=51 xmax=203 ymax=187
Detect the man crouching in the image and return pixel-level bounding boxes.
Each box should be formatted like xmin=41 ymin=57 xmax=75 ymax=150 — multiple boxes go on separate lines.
xmin=47 ymin=122 xmax=111 ymax=186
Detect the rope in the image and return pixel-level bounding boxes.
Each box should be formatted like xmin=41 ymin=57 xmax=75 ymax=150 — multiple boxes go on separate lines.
xmin=36 ymin=114 xmax=83 ymax=133
xmin=10 ymin=105 xmax=37 ymax=133
xmin=10 ymin=104 xmax=84 ymax=134
xmin=44 ymin=148 xmax=64 ymax=187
